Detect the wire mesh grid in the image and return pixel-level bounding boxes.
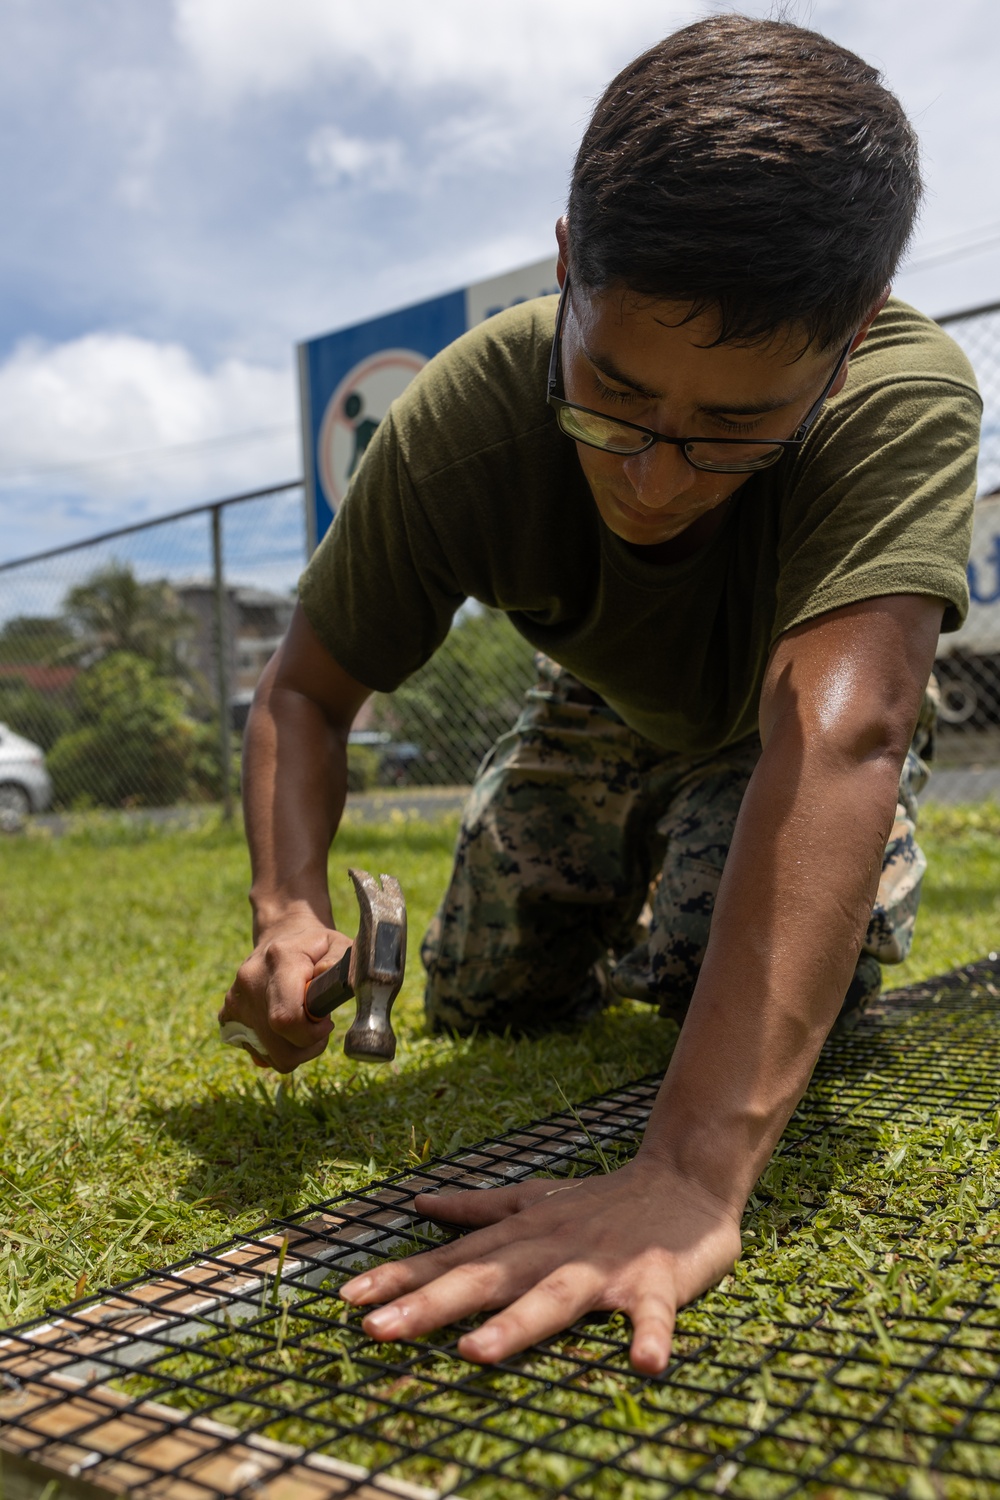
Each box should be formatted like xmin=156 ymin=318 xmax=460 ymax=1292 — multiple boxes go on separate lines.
xmin=930 ymin=301 xmax=1000 ymax=800
xmin=938 ymin=303 xmax=1000 ymax=498
xmin=1 ymin=960 xmax=998 ymax=1499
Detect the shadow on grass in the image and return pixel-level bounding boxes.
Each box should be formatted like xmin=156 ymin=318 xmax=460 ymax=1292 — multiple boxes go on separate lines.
xmin=145 ymin=999 xmax=904 ymax=1232
xmin=147 ymin=1006 xmax=678 ymax=1218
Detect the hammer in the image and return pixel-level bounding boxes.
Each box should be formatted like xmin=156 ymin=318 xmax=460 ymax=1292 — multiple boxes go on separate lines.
xmin=220 ymin=868 xmax=406 ymax=1065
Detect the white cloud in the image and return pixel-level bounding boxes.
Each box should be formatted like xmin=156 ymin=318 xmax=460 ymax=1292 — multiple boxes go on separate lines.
xmin=0 ymin=334 xmax=298 ymax=535
xmin=2 ymin=0 xmax=999 ymax=571
xmin=78 ymin=64 xmax=175 ymax=214
xmin=173 ymin=0 xmax=699 ymax=110
xmin=307 ymin=126 xmax=405 ymax=190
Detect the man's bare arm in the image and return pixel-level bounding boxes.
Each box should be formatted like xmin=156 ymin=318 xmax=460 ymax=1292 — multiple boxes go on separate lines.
xmin=641 ymin=591 xmax=945 ymax=1209
xmin=219 ymin=603 xmax=374 ymax=1073
xmin=339 ymin=593 xmax=945 ymax=1371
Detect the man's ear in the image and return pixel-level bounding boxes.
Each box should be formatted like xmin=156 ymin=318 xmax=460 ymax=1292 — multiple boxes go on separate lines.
xmin=829 ymin=286 xmax=892 ymax=398
xmin=849 ymin=285 xmax=892 ymax=353
xmin=555 ymin=216 xmax=569 ymax=289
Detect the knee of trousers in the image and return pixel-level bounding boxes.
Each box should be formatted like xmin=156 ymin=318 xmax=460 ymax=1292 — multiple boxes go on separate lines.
xmin=420 ymin=875 xmax=623 ymax=1032
xmin=863 ymin=805 xmax=927 ymax=965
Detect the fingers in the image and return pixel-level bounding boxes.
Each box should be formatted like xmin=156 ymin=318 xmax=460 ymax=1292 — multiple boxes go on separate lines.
xmin=356 ymin=1252 xmax=603 ymax=1358
xmin=339 ymin=1182 xmax=580 ymax=1304
xmin=341 ymin=1163 xmax=738 ymax=1374
xmin=358 ymin=1255 xmax=546 ymax=1343
xmin=626 ymin=1289 xmax=676 ymax=1375
xmin=350 ymin=1256 xmax=677 ymax=1373
xmin=457 ymin=1264 xmax=601 ymax=1363
xmin=220 ymin=923 xmax=349 ymax=1073
xmin=347 ymin=1247 xmax=678 ymax=1372
xmin=340 ymin=1207 xmax=537 ymax=1307
xmin=412 ymin=1178 xmax=576 ymax=1228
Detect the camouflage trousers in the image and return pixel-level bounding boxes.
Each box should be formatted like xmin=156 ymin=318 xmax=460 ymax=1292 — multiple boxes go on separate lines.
xmin=422 ymin=656 xmax=935 ymax=1034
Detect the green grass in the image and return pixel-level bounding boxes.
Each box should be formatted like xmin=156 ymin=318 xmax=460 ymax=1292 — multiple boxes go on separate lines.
xmin=0 ymin=808 xmax=664 ymax=1325
xmin=105 ymin=1102 xmax=1000 ymax=1496
xmin=1 ymin=801 xmax=998 ymax=1328
xmin=0 ymin=798 xmax=995 ymax=1326
xmin=1 ymin=802 xmax=999 ymax=1496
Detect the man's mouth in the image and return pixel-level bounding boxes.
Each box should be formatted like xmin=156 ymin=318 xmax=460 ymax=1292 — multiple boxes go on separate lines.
xmin=611 ymin=492 xmax=685 ymax=529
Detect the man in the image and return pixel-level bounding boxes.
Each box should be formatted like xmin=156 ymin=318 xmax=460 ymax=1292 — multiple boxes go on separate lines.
xmin=221 ymin=16 xmax=980 ymax=1373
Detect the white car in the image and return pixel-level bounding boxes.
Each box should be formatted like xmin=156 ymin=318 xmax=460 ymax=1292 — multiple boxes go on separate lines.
xmin=0 ymin=722 xmax=53 ymax=825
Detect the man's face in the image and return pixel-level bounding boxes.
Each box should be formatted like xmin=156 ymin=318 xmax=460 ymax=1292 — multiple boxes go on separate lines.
xmin=560 ymin=282 xmax=849 ymax=548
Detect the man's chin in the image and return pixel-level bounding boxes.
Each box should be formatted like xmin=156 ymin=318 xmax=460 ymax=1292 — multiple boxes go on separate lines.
xmin=600 ymin=496 xmax=685 ymax=545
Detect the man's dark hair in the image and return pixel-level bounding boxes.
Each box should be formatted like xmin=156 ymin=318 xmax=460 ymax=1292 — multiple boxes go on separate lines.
xmin=568 ymin=15 xmax=922 ymax=350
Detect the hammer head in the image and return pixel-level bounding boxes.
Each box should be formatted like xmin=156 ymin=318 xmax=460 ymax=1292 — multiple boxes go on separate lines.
xmin=342 ymin=868 xmax=407 ymax=1061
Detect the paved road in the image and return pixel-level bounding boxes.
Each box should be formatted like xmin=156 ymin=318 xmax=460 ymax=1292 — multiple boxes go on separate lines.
xmin=21 ymin=771 xmax=1000 ymax=838
xmin=346 ymin=778 xmax=1000 ymax=813
xmin=923 ymin=767 xmax=1000 ymax=804
xmin=28 ymin=787 xmax=471 ymax=837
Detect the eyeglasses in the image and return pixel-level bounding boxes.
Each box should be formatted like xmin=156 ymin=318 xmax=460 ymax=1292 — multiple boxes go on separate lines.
xmin=546 ymin=276 xmax=853 ymax=474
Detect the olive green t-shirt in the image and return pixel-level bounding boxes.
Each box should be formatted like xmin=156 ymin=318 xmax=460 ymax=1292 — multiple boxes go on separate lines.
xmin=300 ymin=296 xmax=981 ymax=754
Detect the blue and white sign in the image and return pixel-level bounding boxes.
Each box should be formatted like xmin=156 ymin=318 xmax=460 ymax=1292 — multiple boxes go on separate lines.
xmin=298 ymin=256 xmax=558 ymax=551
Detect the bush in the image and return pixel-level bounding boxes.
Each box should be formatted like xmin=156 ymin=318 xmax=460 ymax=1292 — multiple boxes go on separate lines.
xmin=346 ymin=744 xmax=381 ymax=793
xmin=47 ymin=653 xmax=216 ymax=809
xmin=0 ymin=680 xmax=76 ymax=752
xmin=372 ymin=609 xmax=535 ymax=785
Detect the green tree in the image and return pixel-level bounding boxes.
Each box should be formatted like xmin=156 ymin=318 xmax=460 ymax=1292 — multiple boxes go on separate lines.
xmin=0 ymin=678 xmax=75 ymax=752
xmin=46 ymin=652 xmax=217 ymax=808
xmin=0 ymin=616 xmax=79 ymax=751
xmin=0 ymin=615 xmax=76 ymax=664
xmin=63 ymin=562 xmax=193 ymax=674
xmin=372 ymin=608 xmax=536 ymax=785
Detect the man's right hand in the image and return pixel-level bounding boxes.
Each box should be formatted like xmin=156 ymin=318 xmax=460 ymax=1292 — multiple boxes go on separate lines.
xmin=220 ymin=912 xmax=353 ymax=1073
xmin=228 ymin=605 xmax=376 ymax=1072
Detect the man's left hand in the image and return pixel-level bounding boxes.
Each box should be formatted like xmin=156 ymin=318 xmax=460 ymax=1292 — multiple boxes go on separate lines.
xmin=339 ymin=1157 xmax=742 ymax=1374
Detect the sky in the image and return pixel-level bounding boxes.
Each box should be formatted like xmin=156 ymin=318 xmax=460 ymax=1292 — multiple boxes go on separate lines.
xmin=1 ymin=0 xmax=999 ymax=567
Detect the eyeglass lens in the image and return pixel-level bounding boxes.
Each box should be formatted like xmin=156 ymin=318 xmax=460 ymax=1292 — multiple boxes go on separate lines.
xmin=554 ymin=404 xmax=786 ymax=473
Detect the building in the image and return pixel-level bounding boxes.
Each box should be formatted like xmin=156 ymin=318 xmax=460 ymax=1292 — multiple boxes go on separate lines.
xmin=174 ymin=582 xmax=295 ymax=721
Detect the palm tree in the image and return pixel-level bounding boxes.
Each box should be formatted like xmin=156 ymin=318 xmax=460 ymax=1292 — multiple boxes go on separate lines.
xmin=63 ymin=562 xmax=193 ymax=674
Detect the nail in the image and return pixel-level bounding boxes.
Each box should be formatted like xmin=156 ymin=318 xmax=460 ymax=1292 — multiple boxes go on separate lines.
xmin=464 ymin=1326 xmax=499 ymax=1356
xmin=363 ymin=1306 xmax=400 ymax=1334
xmin=339 ymin=1275 xmax=371 ymax=1301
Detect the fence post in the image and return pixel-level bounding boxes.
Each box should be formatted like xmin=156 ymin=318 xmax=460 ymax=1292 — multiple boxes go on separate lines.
xmin=211 ymin=504 xmax=234 ymax=823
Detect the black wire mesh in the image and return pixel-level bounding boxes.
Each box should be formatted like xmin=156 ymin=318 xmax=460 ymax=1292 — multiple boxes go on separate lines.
xmin=2 ymin=961 xmax=999 ymax=1499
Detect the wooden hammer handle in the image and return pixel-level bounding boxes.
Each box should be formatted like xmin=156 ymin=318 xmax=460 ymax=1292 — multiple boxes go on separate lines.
xmin=303 ymin=944 xmax=354 ymax=1020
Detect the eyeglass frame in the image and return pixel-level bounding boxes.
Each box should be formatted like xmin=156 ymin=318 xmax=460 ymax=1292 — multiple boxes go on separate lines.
xmin=546 ymin=274 xmax=855 ymax=474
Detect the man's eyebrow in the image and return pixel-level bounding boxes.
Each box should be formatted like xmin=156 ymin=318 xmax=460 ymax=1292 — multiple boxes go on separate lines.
xmin=585 ymin=346 xmax=662 ymax=399
xmin=584 ymin=346 xmax=813 ymax=416
xmin=696 ymin=397 xmax=796 ymax=417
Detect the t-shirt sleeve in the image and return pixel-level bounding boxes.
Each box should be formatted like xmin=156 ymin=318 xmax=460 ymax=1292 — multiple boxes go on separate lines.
xmin=773 ymin=353 xmax=981 ymax=642
xmin=298 ymin=410 xmax=466 ymax=692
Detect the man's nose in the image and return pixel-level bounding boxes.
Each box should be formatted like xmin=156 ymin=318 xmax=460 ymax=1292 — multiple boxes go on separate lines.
xmin=621 ymin=441 xmax=697 ymax=508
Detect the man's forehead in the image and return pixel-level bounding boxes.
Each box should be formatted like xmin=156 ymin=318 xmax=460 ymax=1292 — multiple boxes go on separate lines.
xmin=580 ymin=282 xmax=824 ymax=360
xmin=574 ymin=285 xmax=836 ymax=411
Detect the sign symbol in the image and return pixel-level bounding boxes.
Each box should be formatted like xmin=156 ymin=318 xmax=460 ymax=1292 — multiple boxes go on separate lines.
xmin=318 ymin=349 xmax=426 ymax=510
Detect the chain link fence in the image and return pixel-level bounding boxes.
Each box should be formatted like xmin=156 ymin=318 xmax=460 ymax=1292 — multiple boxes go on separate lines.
xmin=0 ymin=298 xmax=998 ymax=819
xmin=928 ymin=300 xmax=1000 ymax=802
xmin=0 ymin=484 xmax=306 ymax=821
xmin=0 ymin=481 xmax=536 ymax=817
